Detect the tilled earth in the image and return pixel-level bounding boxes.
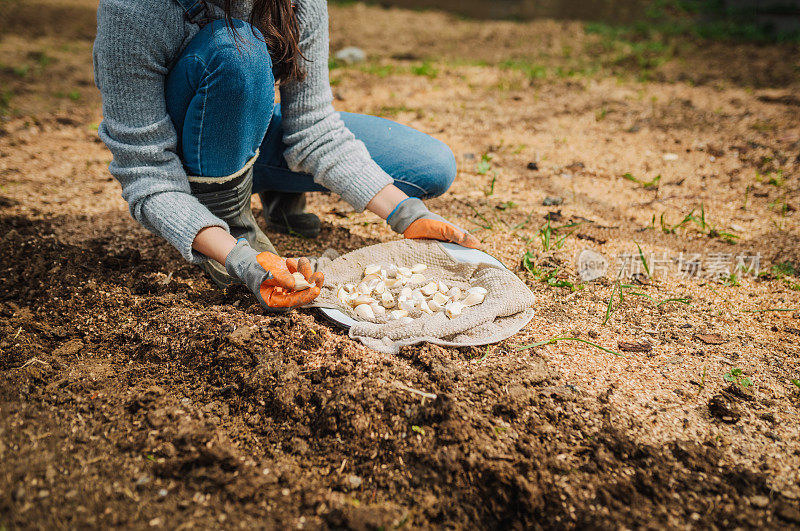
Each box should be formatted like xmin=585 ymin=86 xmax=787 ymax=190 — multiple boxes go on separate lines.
xmin=2 ymin=1 xmax=800 ymax=529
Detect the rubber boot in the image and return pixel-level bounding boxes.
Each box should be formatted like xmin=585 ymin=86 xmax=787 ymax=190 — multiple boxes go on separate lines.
xmin=259 ymin=192 xmax=321 ymax=239
xmin=189 ymin=164 xmax=277 ymax=289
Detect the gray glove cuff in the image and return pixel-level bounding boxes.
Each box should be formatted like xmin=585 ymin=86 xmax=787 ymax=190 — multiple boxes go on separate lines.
xmin=387 ymin=197 xmax=429 ymax=233
xmin=224 ymin=240 xmax=271 ymax=295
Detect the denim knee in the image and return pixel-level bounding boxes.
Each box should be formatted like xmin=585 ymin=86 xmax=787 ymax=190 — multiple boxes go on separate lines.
xmin=424 ymin=141 xmax=457 ymax=198
xmin=205 ymin=20 xmax=274 ymax=104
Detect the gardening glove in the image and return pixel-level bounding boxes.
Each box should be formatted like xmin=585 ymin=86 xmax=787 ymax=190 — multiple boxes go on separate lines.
xmin=224 ymin=239 xmax=323 ymax=311
xmin=387 ymin=197 xmax=480 ymax=249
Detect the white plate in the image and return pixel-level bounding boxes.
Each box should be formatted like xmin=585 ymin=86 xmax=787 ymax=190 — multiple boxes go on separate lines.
xmin=317 ymin=243 xmax=509 ymax=329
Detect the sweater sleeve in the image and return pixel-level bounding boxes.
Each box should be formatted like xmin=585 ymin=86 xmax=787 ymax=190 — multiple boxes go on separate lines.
xmin=93 ymin=0 xmax=228 ymax=264
xmin=279 ymin=0 xmax=394 ymax=212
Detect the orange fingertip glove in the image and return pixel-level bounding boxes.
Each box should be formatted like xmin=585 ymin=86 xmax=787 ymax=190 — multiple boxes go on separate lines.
xmin=225 ymin=240 xmax=323 ymax=311
xmin=387 ymin=197 xmax=480 ymax=249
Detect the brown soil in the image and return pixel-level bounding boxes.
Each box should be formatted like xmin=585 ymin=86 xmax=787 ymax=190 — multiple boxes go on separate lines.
xmin=2 ymin=1 xmax=800 ymax=529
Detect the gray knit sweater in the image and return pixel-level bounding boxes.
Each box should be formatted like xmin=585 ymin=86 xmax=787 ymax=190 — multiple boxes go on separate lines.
xmin=93 ymin=0 xmax=393 ymax=263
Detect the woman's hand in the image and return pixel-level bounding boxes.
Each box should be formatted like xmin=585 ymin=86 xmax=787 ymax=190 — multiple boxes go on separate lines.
xmin=386 ymin=197 xmax=480 ymax=249
xmin=225 ymin=240 xmax=323 ymax=311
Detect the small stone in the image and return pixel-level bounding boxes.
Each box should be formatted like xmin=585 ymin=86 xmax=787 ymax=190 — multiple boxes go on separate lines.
xmin=577 ymin=249 xmax=608 ymax=282
xmin=695 ymin=333 xmax=725 ymax=345
xmin=158 ymin=489 xmax=168 ymax=497
xmin=526 ymin=161 xmax=539 ymax=170
xmin=463 ymin=153 xmax=475 ymax=160
xmin=542 ymin=196 xmax=563 ymax=206
xmin=750 ymin=495 xmax=769 ymax=508
xmin=333 ymin=46 xmax=366 ymax=65
xmin=348 ymin=475 xmax=363 ymax=488
xmin=618 ymin=341 xmax=653 ymax=353
xmin=663 ymin=153 xmax=679 ymax=161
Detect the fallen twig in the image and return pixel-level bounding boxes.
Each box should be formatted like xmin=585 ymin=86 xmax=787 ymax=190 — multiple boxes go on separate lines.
xmin=14 ymin=357 xmax=51 ymax=370
xmin=394 ymin=381 xmax=437 ymax=400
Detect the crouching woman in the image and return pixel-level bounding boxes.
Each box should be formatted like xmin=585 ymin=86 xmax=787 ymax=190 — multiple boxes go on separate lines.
xmin=93 ymin=0 xmax=478 ymax=311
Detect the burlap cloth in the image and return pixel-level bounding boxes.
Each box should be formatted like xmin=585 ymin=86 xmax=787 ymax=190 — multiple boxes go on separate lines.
xmin=309 ymin=240 xmax=535 ymax=354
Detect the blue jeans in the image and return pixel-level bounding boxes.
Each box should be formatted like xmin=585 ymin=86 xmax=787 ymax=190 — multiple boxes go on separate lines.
xmin=165 ymin=19 xmax=456 ymax=199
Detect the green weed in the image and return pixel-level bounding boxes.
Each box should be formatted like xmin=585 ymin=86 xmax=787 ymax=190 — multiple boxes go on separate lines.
xmin=0 ymin=90 xmax=12 ymax=114
xmin=723 ymin=368 xmax=752 ymax=388
xmin=411 ymin=425 xmax=425 ymax=435
xmin=498 ymin=59 xmax=547 ymax=80
xmin=659 ymin=204 xmax=738 ymax=243
xmin=767 ymin=170 xmax=785 ymax=187
xmin=410 ymin=61 xmax=438 ymax=78
xmin=634 ymin=241 xmax=650 ymax=276
xmin=623 ymin=172 xmax=661 ymax=189
xmin=538 ymin=219 xmax=583 ymax=251
xmin=521 ymin=252 xmax=583 ymax=291
xmin=721 ymin=273 xmax=740 ymax=287
xmin=484 ymin=174 xmax=497 ymax=197
xmin=476 ymin=153 xmax=492 ymax=175
xmin=467 ymin=203 xmax=494 ymax=231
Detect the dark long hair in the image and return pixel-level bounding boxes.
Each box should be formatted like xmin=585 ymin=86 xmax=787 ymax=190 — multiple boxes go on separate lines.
xmin=222 ymin=0 xmax=305 ymax=83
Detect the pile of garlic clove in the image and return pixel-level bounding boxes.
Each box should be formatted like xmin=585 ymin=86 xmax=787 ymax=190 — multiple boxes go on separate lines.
xmin=336 ymin=263 xmax=487 ymax=323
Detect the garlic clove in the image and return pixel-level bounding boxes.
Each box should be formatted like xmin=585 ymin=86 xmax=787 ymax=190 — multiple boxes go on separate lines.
xmin=447 ymin=287 xmax=462 ymax=301
xmin=371 ymin=304 xmax=386 ymax=318
xmin=398 ymin=267 xmax=412 ymax=277
xmin=337 ymin=286 xmax=349 ymax=303
xmin=438 ymin=281 xmax=449 ymax=294
xmin=428 ymin=299 xmax=443 ymax=312
xmin=354 ymin=303 xmax=375 ymax=320
xmin=432 ymin=292 xmax=449 ymax=306
xmin=384 ymin=278 xmax=402 ymax=288
xmin=468 ymin=286 xmax=488 ymax=296
xmin=291 ymin=271 xmax=313 ymax=291
xmin=364 ymin=264 xmax=381 ymax=276
xmin=411 ymin=289 xmax=425 ymax=301
xmin=408 ymin=273 xmax=426 ymax=285
xmin=399 ymin=287 xmax=413 ymax=300
xmin=419 ymin=300 xmax=433 ymax=314
xmin=381 ymin=291 xmax=395 ymax=308
xmin=445 ymin=301 xmax=464 ymax=319
xmin=374 ymin=280 xmax=386 ymax=295
xmin=351 ymin=294 xmax=373 ymax=307
xmin=420 ymin=282 xmax=438 ymax=296
xmin=385 ymin=264 xmax=398 ymax=277
xmin=398 ymin=299 xmax=416 ymax=312
xmin=462 ymin=291 xmax=485 ymax=306
xmin=389 ymin=309 xmax=408 ymax=320
xmin=357 ymin=281 xmax=371 ymax=295
xmin=344 ymin=283 xmax=356 ymax=293
xmin=411 ymin=263 xmax=427 ymax=274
